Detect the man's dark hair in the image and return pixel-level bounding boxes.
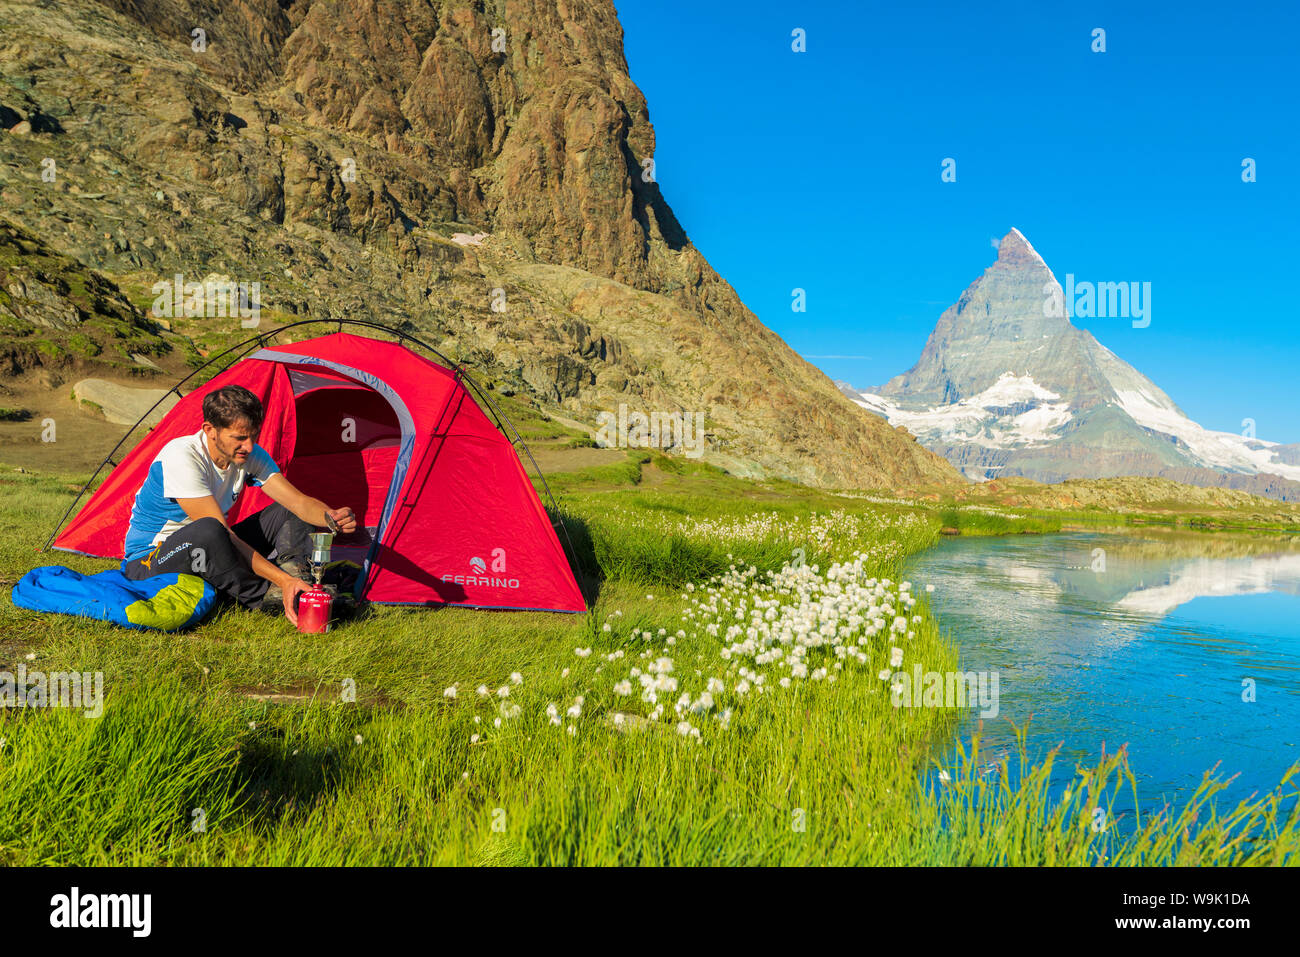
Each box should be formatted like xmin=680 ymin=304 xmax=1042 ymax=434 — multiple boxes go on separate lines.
xmin=203 ymin=385 xmax=263 ymax=432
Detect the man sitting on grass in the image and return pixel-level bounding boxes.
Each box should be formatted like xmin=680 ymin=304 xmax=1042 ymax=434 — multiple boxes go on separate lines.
xmin=121 ymin=384 xmax=357 ymax=625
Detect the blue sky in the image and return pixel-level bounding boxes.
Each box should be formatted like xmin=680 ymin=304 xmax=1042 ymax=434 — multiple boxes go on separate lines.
xmin=615 ymin=0 xmax=1299 ymax=442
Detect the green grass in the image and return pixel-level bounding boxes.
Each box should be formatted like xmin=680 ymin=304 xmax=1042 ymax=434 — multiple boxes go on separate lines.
xmin=582 ymin=493 xmax=937 ymax=585
xmin=1037 ymin=507 xmax=1300 ymax=535
xmin=937 ymin=505 xmax=1062 ymax=536
xmin=0 ymin=679 xmax=246 ymax=865
xmin=923 ymin=724 xmax=1299 ymax=865
xmin=485 ymin=391 xmax=580 ymax=442
xmin=66 ymin=332 xmax=103 ymax=358
xmin=0 ymin=461 xmax=1297 ymax=865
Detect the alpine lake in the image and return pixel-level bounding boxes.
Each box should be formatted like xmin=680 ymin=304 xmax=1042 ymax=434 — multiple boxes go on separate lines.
xmin=904 ymin=527 xmax=1300 ymax=826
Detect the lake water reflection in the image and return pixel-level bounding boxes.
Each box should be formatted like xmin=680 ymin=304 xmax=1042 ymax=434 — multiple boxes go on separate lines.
xmin=904 ymin=529 xmax=1300 ymax=819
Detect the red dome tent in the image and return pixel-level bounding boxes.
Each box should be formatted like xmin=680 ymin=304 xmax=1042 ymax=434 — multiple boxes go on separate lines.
xmin=50 ymin=328 xmax=586 ymax=613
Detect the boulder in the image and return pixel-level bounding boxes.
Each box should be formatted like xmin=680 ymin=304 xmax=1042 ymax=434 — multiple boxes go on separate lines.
xmin=73 ymin=379 xmax=178 ymax=427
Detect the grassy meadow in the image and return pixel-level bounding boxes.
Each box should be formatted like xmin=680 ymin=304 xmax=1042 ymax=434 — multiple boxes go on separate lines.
xmin=1 ymin=434 xmax=1298 ymax=865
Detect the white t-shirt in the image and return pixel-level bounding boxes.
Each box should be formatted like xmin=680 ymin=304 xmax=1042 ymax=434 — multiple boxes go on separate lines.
xmin=123 ymin=429 xmax=280 ymax=560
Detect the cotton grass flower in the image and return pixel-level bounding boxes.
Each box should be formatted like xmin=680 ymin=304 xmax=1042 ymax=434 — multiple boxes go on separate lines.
xmin=443 ymin=685 xmax=458 ymax=699
xmin=532 ymin=513 xmax=934 ymax=743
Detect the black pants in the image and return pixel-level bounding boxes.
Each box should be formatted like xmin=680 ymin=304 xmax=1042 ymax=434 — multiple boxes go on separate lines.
xmin=122 ymin=504 xmax=314 ymax=610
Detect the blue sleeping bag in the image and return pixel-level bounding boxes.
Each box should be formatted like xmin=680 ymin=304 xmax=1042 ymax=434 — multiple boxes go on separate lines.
xmin=11 ymin=565 xmax=218 ymax=632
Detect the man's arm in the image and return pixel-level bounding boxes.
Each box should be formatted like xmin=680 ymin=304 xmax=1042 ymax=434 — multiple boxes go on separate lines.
xmin=175 ymin=495 xmax=308 ymax=625
xmin=259 ymin=473 xmax=357 ymax=533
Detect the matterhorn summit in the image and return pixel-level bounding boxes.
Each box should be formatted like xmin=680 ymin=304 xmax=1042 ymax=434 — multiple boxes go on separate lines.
xmin=841 ymin=229 xmax=1300 ymax=498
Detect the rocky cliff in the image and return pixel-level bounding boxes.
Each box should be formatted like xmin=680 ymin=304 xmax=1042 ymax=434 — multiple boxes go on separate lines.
xmin=0 ymin=0 xmax=960 ymax=491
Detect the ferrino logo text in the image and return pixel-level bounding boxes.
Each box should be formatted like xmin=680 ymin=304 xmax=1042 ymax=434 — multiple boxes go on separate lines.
xmin=440 ymin=547 xmax=519 ymax=589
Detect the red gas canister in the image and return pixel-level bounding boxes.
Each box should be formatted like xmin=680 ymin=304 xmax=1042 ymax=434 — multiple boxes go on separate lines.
xmin=296 ymin=586 xmax=333 ymax=634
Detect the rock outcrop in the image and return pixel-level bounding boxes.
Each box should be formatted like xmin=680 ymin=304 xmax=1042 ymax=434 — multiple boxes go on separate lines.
xmin=0 ymin=0 xmax=960 ymax=491
xmin=72 ymin=378 xmax=178 ymax=426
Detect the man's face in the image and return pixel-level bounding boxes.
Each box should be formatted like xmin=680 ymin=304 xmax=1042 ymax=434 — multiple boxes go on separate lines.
xmin=203 ymin=418 xmax=258 ymax=467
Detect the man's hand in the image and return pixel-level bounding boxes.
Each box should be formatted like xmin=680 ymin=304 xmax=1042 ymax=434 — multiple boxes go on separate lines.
xmin=261 ymin=475 xmax=356 ymax=535
xmin=282 ymin=576 xmax=311 ymax=627
xmin=325 ymin=506 xmax=357 ymax=534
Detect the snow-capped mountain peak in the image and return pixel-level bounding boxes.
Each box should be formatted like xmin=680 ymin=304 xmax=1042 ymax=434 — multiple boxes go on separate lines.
xmin=843 ymin=229 xmax=1300 ymax=497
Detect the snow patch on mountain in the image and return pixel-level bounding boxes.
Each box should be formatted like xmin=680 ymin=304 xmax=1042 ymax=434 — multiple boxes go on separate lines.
xmin=1115 ymin=388 xmax=1300 ymax=482
xmin=974 ymin=371 xmax=1061 ymax=407
xmin=1010 ymin=402 xmax=1075 ymax=442
xmin=852 ymin=372 xmax=1073 ymax=449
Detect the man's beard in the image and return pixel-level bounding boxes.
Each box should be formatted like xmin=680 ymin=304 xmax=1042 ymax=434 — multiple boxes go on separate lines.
xmin=215 ymin=437 xmax=248 ymax=466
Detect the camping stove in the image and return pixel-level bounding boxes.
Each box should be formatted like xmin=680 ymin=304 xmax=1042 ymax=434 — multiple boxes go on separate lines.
xmin=308 ymin=531 xmax=333 ymax=587
xmin=297 ymin=531 xmax=335 ymax=634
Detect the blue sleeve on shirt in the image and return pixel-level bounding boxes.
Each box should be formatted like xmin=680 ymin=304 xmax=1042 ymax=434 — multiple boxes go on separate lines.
xmin=247 ymin=444 xmax=280 ymax=486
